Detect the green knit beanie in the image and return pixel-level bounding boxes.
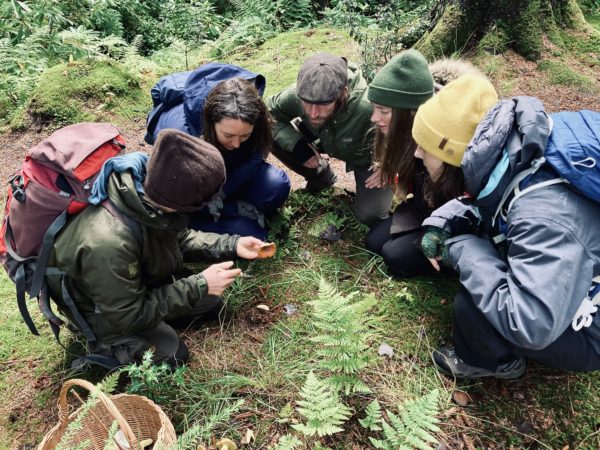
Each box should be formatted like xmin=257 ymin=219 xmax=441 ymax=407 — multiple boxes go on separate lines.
xmin=368 ymin=50 xmax=434 ymax=110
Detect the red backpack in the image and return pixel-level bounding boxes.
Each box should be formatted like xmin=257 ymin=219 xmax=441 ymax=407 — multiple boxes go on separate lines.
xmin=0 ymin=123 xmax=127 ymax=367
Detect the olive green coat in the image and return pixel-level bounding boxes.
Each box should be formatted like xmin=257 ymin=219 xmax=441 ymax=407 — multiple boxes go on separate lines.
xmin=48 ymin=172 xmax=239 ymax=342
xmin=267 ymin=62 xmax=374 ymax=171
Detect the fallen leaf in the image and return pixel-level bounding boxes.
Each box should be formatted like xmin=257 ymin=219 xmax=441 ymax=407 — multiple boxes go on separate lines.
xmin=452 ymin=390 xmax=471 ymax=407
xmin=257 ymin=242 xmax=277 ymax=258
xmin=241 ymin=428 xmax=255 ymax=445
xmin=256 ymin=304 xmax=270 ymax=311
xmin=378 ymin=342 xmax=394 ymax=357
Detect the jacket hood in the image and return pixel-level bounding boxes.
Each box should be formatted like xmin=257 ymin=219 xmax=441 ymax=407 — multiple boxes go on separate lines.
xmin=107 ymin=171 xmax=188 ymax=232
xmin=429 ymin=58 xmax=485 ymax=89
xmin=330 ymin=61 xmax=368 ymax=121
xmin=464 ymin=96 xmax=551 ymax=212
xmin=184 ymin=62 xmax=265 ymax=136
xmin=346 ymin=61 xmax=367 ymax=98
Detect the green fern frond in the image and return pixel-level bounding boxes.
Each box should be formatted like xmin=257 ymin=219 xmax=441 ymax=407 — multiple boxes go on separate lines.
xmin=229 ymin=0 xmax=274 ymax=18
xmin=328 ymin=375 xmax=372 ymax=395
xmin=174 ymin=399 xmax=245 ymax=450
xmin=276 ymin=0 xmax=314 ymax=29
xmin=370 ymin=390 xmax=441 ymax=450
xmin=58 ymin=26 xmax=103 ymax=58
xmin=98 ymin=371 xmax=120 ymax=395
xmin=292 ymin=371 xmax=351 ymax=437
xmin=307 ymin=212 xmax=347 ymax=238
xmin=273 ymin=434 xmax=303 ymax=450
xmin=308 ymin=279 xmax=379 ymax=393
xmin=359 ymin=400 xmax=383 ymax=431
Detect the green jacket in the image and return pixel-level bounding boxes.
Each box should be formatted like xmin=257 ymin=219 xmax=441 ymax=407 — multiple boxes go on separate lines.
xmin=267 ymin=62 xmax=374 ymax=171
xmin=48 ymin=171 xmax=239 ymax=342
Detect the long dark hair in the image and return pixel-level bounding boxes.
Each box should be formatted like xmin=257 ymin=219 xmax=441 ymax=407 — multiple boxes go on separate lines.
xmin=373 ymin=108 xmax=416 ymax=200
xmin=203 ymin=78 xmax=272 ymax=157
xmin=424 ymin=164 xmax=465 ymax=208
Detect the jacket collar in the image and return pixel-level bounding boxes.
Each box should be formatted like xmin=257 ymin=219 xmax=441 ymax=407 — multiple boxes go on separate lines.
xmin=464 ymin=97 xmax=551 ymax=213
xmin=107 ymin=172 xmax=188 ymax=232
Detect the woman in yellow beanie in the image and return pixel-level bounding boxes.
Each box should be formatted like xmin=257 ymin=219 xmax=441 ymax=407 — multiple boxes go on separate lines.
xmin=365 ymin=55 xmax=489 ymax=278
xmin=412 ymin=74 xmax=498 ymax=227
xmin=414 ymin=75 xmax=600 ymax=380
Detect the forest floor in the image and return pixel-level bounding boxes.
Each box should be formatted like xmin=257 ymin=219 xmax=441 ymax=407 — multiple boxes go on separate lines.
xmin=1 ymin=21 xmax=600 ymax=450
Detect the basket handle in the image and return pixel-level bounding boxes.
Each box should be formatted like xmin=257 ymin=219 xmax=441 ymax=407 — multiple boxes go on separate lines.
xmin=57 ymin=378 xmax=139 ymax=449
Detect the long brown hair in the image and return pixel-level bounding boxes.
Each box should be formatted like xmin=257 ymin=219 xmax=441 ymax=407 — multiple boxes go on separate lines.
xmin=203 ymin=78 xmax=272 ymax=157
xmin=373 ymin=108 xmax=416 ymax=200
xmin=424 ymin=164 xmax=465 ymax=208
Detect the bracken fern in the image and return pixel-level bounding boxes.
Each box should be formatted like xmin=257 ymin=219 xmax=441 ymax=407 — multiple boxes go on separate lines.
xmin=273 ymin=434 xmax=303 ymax=450
xmin=370 ymin=389 xmax=441 ymax=450
xmin=309 ymin=279 xmax=379 ymax=394
xmin=359 ymin=399 xmax=383 ymax=432
xmin=292 ymin=371 xmax=351 ymax=437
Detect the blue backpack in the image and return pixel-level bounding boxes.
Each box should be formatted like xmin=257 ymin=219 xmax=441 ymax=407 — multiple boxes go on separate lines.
xmin=492 ymin=110 xmax=600 ymax=230
xmin=145 ymin=62 xmax=266 ymax=144
xmin=486 ymin=110 xmax=600 ymax=332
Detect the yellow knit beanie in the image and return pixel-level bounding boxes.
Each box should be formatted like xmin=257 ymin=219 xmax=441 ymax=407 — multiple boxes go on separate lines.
xmin=412 ymin=74 xmax=498 ymax=167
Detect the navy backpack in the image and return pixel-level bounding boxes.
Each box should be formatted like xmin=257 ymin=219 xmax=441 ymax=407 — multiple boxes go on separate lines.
xmin=145 ymin=62 xmax=266 ymax=144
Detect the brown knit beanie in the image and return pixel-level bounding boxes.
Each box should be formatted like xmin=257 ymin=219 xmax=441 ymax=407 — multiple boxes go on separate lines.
xmin=144 ymin=129 xmax=225 ymax=212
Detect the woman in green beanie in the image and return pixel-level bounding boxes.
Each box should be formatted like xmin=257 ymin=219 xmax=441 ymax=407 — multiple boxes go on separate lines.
xmin=365 ymin=52 xmax=485 ymax=278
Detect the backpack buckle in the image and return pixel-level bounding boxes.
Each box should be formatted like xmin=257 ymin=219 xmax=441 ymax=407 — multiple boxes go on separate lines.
xmin=9 ymin=174 xmax=26 ymax=203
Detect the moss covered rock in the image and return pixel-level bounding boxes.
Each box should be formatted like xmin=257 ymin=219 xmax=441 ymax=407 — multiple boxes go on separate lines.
xmin=28 ymin=60 xmax=144 ymax=128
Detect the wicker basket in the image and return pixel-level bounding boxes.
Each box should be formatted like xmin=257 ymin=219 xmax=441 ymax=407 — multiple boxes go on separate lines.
xmin=38 ymin=379 xmax=177 ymax=450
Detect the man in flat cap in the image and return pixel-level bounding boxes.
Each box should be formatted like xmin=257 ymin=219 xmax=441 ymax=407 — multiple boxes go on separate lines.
xmin=267 ymin=52 xmax=393 ymax=225
xmin=48 ymin=129 xmax=266 ymax=368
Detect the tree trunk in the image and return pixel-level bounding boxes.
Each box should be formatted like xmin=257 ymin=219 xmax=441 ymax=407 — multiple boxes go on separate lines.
xmin=415 ymin=0 xmax=589 ymax=60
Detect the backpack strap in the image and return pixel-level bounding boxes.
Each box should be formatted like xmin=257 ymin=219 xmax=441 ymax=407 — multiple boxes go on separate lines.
xmin=15 ymin=263 xmax=39 ymax=335
xmin=59 ymin=274 xmax=97 ymax=344
xmin=490 ymin=157 xmax=569 ymax=244
xmin=70 ymin=354 xmax=122 ymax=371
xmin=44 ymin=268 xmax=121 ymax=370
xmin=29 ymin=211 xmax=68 ymax=300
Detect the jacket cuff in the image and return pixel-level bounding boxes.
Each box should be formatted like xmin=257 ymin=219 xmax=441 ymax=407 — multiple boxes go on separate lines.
xmin=229 ymin=234 xmax=241 ymax=259
xmin=196 ymin=273 xmax=209 ymax=298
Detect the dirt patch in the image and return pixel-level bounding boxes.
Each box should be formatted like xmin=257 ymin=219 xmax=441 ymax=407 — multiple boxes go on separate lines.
xmin=481 ymin=48 xmax=600 ymax=113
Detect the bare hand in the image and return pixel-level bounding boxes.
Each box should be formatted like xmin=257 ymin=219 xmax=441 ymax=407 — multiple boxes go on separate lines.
xmin=302 ymin=155 xmax=321 ymax=169
xmin=428 ymin=257 xmax=441 ymax=272
xmin=365 ymin=167 xmax=385 ymax=189
xmin=202 ymin=261 xmax=241 ymax=296
xmin=236 ymin=236 xmax=265 ymax=259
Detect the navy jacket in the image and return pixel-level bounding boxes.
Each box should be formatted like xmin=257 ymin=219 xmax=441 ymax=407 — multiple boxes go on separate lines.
xmin=145 ymin=63 xmax=266 ymax=198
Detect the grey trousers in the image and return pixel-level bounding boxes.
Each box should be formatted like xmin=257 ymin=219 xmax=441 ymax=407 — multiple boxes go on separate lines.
xmin=271 ymin=143 xmax=392 ymax=225
xmin=92 ymin=294 xmax=223 ymax=367
xmin=352 ymin=167 xmax=394 ymax=226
